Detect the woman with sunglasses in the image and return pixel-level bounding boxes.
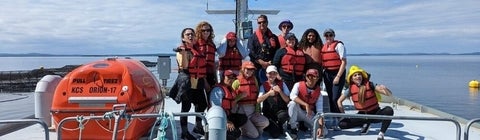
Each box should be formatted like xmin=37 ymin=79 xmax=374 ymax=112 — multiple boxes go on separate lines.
xmin=195 ymin=21 xmax=217 ymax=93
xmin=277 ymin=19 xmax=294 ymax=48
xmin=320 ymin=28 xmax=347 ymax=125
xmin=168 ymin=28 xmax=208 ymax=140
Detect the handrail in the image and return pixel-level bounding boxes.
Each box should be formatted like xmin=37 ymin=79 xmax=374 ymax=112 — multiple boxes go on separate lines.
xmin=57 ymin=112 xmax=208 ymax=140
xmin=464 ymin=118 xmax=480 ymax=140
xmin=312 ymin=113 xmax=461 ymax=140
xmin=0 ymin=119 xmax=49 ymax=140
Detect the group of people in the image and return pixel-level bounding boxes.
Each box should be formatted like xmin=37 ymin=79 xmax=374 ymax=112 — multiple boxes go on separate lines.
xmin=168 ymin=14 xmax=394 ymax=140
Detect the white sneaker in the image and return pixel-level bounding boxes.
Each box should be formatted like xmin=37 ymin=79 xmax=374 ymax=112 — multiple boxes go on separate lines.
xmin=377 ymin=132 xmax=384 ymax=140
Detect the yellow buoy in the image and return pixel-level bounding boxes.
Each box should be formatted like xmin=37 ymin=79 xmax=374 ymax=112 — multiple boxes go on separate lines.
xmin=469 ymin=80 xmax=479 ymax=88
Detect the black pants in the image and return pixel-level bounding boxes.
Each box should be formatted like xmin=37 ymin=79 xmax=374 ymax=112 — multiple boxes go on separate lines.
xmin=180 ymin=80 xmax=208 ymax=133
xmin=264 ymin=110 xmax=289 ymax=138
xmin=338 ymin=106 xmax=394 ymax=133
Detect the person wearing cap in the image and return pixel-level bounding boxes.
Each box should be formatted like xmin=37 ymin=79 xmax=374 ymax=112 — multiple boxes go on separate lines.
xmin=298 ymin=28 xmax=323 ymax=71
xmin=168 ymin=28 xmax=208 ymax=140
xmin=209 ymin=69 xmax=243 ymax=140
xmin=320 ymin=28 xmax=347 ymax=116
xmin=287 ymin=68 xmax=326 ymax=139
xmin=257 ymin=65 xmax=291 ymax=138
xmin=272 ymin=32 xmax=306 ymax=90
xmin=337 ymin=65 xmax=393 ymax=140
xmin=248 ymin=14 xmax=280 ymax=85
xmin=231 ymin=61 xmax=269 ymax=138
xmin=217 ymin=32 xmax=248 ymax=82
xmin=277 ymin=19 xmax=294 ymax=48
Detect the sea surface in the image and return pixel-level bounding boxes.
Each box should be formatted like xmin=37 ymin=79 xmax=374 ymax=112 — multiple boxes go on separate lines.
xmin=1 ymin=55 xmax=480 ymax=120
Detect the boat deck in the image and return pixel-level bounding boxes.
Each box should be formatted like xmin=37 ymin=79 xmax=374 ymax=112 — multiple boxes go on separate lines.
xmin=1 ymin=92 xmax=480 ymax=140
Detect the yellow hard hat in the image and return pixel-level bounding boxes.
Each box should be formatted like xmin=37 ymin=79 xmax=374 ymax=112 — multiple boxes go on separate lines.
xmin=347 ymin=65 xmax=369 ymax=84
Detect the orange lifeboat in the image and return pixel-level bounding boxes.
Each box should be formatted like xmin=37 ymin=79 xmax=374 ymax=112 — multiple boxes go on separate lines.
xmin=51 ymin=57 xmax=163 ymax=140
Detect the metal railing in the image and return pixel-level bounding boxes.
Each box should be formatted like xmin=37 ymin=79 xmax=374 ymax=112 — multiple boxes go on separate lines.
xmin=313 ymin=113 xmax=462 ymax=140
xmin=464 ymin=118 xmax=480 ymax=140
xmin=0 ymin=119 xmax=49 ymax=140
xmin=57 ymin=107 xmax=208 ymax=140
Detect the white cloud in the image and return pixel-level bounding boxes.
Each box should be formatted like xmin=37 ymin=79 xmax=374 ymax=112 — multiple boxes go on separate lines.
xmin=0 ymin=0 xmax=478 ymax=54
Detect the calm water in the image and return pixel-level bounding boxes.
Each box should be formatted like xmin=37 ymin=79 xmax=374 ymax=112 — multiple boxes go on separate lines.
xmin=1 ymin=55 xmax=479 ymax=119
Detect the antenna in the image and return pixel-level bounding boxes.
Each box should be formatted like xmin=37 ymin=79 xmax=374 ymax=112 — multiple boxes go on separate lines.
xmin=205 ymin=0 xmax=279 ymax=41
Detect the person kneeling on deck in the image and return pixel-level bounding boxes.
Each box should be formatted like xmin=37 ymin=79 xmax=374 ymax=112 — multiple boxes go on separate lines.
xmin=287 ymin=69 xmax=326 ymax=139
xmin=210 ymin=70 xmax=244 ymax=140
xmin=337 ymin=65 xmax=394 ymax=140
xmin=257 ymin=65 xmax=291 ymax=138
xmin=231 ymin=61 xmax=270 ymax=139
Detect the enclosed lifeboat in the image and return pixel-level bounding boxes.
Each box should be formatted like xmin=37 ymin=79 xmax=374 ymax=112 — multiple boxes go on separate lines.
xmin=51 ymin=57 xmax=163 ymax=140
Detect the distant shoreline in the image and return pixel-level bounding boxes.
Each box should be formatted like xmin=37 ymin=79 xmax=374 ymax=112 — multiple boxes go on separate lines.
xmin=1 ymin=52 xmax=479 ymax=57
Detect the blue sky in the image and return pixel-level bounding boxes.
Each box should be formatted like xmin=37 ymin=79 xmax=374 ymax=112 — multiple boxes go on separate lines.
xmin=0 ymin=0 xmax=478 ymax=55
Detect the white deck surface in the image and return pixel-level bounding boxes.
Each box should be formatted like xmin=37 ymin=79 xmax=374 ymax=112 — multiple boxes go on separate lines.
xmin=1 ymin=93 xmax=480 ymax=140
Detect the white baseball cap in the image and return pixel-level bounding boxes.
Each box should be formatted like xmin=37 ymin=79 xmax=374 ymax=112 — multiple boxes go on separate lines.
xmin=266 ymin=65 xmax=278 ymax=73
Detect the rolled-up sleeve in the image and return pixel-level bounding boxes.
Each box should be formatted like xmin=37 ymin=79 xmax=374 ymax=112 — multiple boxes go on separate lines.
xmin=289 ymin=82 xmax=300 ymax=100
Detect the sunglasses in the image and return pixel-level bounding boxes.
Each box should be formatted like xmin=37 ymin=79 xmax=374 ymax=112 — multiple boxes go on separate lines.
xmin=201 ymin=29 xmax=212 ymax=32
xmin=325 ymin=33 xmax=334 ymax=37
xmin=257 ymin=21 xmax=267 ymax=24
xmin=184 ymin=33 xmax=194 ymax=36
xmin=282 ymin=25 xmax=291 ymax=28
xmin=227 ymin=76 xmax=236 ymax=80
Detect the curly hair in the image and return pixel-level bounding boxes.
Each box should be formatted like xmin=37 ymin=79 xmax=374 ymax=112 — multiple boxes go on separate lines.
xmin=195 ymin=21 xmax=215 ymax=42
xmin=298 ymin=28 xmax=323 ymax=50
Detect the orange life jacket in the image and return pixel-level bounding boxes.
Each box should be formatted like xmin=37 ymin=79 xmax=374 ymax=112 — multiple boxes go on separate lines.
xmin=236 ymin=76 xmax=258 ymax=105
xmin=297 ymin=81 xmax=321 ymax=110
xmin=278 ymin=34 xmax=286 ymax=48
xmin=255 ymin=28 xmax=277 ymax=48
xmin=350 ymin=81 xmax=379 ymax=112
xmin=218 ymin=46 xmax=243 ymax=71
xmin=321 ymin=40 xmax=342 ymax=70
xmin=262 ymin=80 xmax=288 ymax=112
xmin=216 ymin=83 xmax=235 ymax=115
xmin=281 ymin=47 xmax=306 ymax=76
xmin=188 ymin=46 xmax=207 ymax=78
xmin=198 ymin=39 xmax=216 ymax=69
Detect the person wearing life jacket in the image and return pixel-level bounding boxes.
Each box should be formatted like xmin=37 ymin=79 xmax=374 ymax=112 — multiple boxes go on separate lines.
xmin=287 ymin=69 xmax=327 ymax=139
xmin=231 ymin=61 xmax=269 ymax=138
xmin=248 ymin=14 xmax=280 ymax=85
xmin=298 ymin=28 xmax=323 ymax=71
xmin=195 ymin=21 xmax=217 ymax=92
xmin=168 ymin=28 xmax=209 ymax=140
xmin=257 ymin=65 xmax=291 ymax=138
xmin=337 ymin=65 xmax=394 ymax=140
xmin=209 ymin=70 xmax=242 ymax=140
xmin=320 ymin=28 xmax=347 ymax=116
xmin=277 ymin=19 xmax=294 ymax=48
xmin=217 ymin=32 xmax=248 ymax=82
xmin=272 ymin=33 xmax=306 ymax=90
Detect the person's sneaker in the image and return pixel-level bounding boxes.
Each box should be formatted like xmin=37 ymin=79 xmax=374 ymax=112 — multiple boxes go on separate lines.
xmin=377 ymin=132 xmax=385 ymax=140
xmin=360 ymin=123 xmax=370 ymax=135
xmin=181 ymin=132 xmax=196 ymax=140
xmin=286 ymin=127 xmax=298 ymax=140
xmin=192 ymin=125 xmax=205 ymax=135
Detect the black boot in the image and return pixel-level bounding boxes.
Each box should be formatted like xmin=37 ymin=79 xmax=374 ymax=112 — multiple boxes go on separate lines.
xmin=181 ymin=132 xmax=196 ymax=140
xmin=192 ymin=123 xmax=205 ymax=135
